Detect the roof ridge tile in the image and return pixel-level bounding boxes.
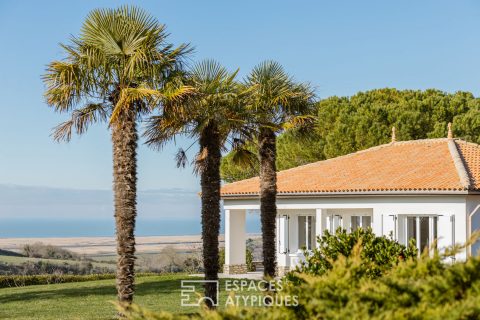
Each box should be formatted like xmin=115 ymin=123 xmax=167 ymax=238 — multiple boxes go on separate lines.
xmin=449 ymin=140 xmax=471 ymax=189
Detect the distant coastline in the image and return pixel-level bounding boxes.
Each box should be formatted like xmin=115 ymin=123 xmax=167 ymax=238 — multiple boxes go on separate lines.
xmin=0 ymin=234 xmax=262 ymax=256
xmin=0 ymin=216 xmax=261 ymax=238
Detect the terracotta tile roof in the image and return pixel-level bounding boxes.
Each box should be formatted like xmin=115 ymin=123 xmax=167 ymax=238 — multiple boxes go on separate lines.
xmin=221 ymin=138 xmax=480 ymax=197
xmin=456 ymin=140 xmax=480 ymax=190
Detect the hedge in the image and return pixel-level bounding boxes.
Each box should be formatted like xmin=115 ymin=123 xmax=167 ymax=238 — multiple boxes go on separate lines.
xmin=0 ymin=272 xmax=158 ymax=288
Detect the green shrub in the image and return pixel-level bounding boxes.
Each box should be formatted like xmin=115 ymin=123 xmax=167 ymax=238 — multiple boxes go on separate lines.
xmin=0 ymin=274 xmax=116 ymax=288
xmin=0 ymin=272 xmax=157 ymax=288
xmin=121 ymin=246 xmax=480 ymax=320
xmin=246 ymin=248 xmax=255 ymax=272
xmin=0 ymin=259 xmax=114 ymax=275
xmin=218 ymin=248 xmax=225 ymax=272
xmin=278 ymin=248 xmax=480 ymax=320
xmin=296 ymin=227 xmax=418 ymax=279
xmin=23 ymin=242 xmax=79 ymax=260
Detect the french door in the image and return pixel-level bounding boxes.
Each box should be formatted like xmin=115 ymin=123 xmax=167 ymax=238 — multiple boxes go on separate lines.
xmin=405 ymin=215 xmax=438 ymax=251
xmin=298 ymin=215 xmax=316 ymax=250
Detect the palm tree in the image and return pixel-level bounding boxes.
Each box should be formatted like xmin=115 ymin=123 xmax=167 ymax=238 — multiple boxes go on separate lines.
xmin=242 ymin=61 xmax=314 ymax=278
xmin=43 ymin=6 xmax=190 ymax=304
xmin=144 ymin=60 xmax=245 ymax=308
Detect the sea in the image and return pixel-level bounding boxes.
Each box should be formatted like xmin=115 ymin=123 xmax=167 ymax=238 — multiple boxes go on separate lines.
xmin=0 ymin=216 xmax=261 ymax=238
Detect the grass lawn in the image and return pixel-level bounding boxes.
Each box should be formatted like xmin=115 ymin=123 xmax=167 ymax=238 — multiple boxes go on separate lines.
xmin=0 ymin=274 xmax=251 ymax=320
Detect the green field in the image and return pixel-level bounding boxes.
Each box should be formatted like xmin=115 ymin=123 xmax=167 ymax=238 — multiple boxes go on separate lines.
xmin=0 ymin=274 xmax=246 ymax=319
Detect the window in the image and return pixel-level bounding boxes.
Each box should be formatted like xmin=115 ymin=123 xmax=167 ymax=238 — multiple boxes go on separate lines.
xmin=351 ymin=216 xmax=372 ymax=231
xmin=405 ymin=216 xmax=438 ymax=251
xmin=298 ymin=215 xmax=316 ymax=250
xmin=327 ymin=215 xmax=342 ymax=233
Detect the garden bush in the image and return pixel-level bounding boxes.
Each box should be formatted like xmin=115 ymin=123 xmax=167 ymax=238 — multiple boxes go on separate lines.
xmin=0 ymin=273 xmax=116 ymax=288
xmin=296 ymin=227 xmax=418 ymax=279
xmin=0 ymin=259 xmax=113 ymax=276
xmin=22 ymin=242 xmax=79 ymax=260
xmin=121 ymin=236 xmax=480 ymax=319
xmin=0 ymin=272 xmax=157 ymax=288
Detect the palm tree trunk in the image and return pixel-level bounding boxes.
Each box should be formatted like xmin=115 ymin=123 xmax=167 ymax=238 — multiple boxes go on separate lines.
xmin=199 ymin=123 xmax=221 ymax=309
xmin=259 ymin=127 xmax=277 ymax=278
xmin=111 ymin=109 xmax=138 ymax=305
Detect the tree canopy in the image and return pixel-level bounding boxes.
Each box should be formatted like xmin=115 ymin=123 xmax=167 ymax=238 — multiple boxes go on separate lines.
xmin=221 ymin=88 xmax=480 ymax=183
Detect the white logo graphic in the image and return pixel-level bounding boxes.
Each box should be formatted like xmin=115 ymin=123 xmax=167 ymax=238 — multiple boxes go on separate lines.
xmin=180 ymin=280 xmax=219 ymax=307
xmin=180 ymin=279 xmax=298 ymax=308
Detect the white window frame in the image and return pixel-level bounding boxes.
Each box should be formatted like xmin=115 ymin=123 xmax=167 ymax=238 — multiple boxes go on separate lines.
xmin=350 ymin=215 xmax=372 ymax=231
xmin=402 ymin=215 xmax=438 ymax=251
xmin=450 ymin=215 xmax=456 ymax=262
xmin=298 ymin=215 xmax=316 ymax=251
xmin=327 ymin=214 xmax=343 ymax=233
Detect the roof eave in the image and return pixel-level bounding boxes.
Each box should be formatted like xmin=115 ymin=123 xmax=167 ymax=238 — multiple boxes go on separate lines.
xmin=221 ymin=189 xmax=474 ymax=200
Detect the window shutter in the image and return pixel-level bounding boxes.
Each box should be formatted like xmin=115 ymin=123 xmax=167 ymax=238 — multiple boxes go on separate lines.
xmin=332 ymin=215 xmax=342 ymax=232
xmin=384 ymin=214 xmax=396 ymax=239
xmin=278 ymin=215 xmax=289 ymax=254
xmin=436 ymin=214 xmax=452 ymax=251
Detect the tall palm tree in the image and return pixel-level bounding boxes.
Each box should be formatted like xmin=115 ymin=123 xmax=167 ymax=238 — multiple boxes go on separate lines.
xmin=144 ymin=60 xmax=245 ymax=308
xmin=43 ymin=6 xmax=190 ymax=304
xmin=242 ymin=61 xmax=314 ymax=278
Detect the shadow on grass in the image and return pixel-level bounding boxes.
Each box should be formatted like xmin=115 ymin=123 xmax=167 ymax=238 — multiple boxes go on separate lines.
xmin=0 ymin=278 xmax=185 ymax=304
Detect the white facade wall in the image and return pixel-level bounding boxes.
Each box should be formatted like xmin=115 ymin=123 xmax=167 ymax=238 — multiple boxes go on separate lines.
xmin=467 ymin=195 xmax=480 ymax=255
xmin=224 ymin=209 xmax=246 ymax=266
xmin=223 ymin=194 xmax=480 ymax=270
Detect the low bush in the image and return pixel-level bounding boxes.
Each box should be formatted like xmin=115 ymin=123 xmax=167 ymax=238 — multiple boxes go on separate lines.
xmin=0 ymin=272 xmax=158 ymax=288
xmin=246 ymin=248 xmax=255 ymax=272
xmin=136 ymin=246 xmax=203 ymax=274
xmin=0 ymin=259 xmax=113 ymax=275
xmin=121 ymin=236 xmax=480 ymax=319
xmin=23 ymin=242 xmax=79 ymax=260
xmin=0 ymin=273 xmax=116 ymax=288
xmin=296 ymin=227 xmax=418 ymax=279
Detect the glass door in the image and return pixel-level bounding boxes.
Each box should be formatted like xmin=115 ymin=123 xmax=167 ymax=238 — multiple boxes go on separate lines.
xmin=298 ymin=215 xmax=316 ymax=250
xmin=405 ymin=216 xmax=438 ymax=251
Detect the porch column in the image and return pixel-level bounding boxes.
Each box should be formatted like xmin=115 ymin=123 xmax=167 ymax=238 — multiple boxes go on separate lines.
xmin=315 ymin=209 xmax=325 ymax=247
xmin=276 ymin=213 xmax=290 ymax=276
xmin=224 ymin=209 xmax=247 ymax=274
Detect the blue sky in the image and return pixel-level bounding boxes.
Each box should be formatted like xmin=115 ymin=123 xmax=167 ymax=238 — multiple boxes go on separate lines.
xmin=0 ymin=1 xmax=479 ymax=222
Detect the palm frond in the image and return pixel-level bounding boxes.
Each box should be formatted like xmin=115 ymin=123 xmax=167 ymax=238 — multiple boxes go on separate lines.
xmin=111 ymin=86 xmax=161 ymax=123
xmin=52 ymin=103 xmax=109 ymax=142
xmin=243 ymin=60 xmax=316 ymax=130
xmin=231 ymin=147 xmax=258 ymax=169
xmin=43 ymin=60 xmax=86 ymax=112
xmin=144 ymin=59 xmax=249 ymax=174
xmin=144 ymin=115 xmax=189 ymax=149
xmin=283 ymin=115 xmax=316 ymax=130
xmin=175 ymin=148 xmax=188 ymax=168
xmin=193 ymin=147 xmax=209 ymax=175
xmin=44 ymin=5 xmax=192 ymax=139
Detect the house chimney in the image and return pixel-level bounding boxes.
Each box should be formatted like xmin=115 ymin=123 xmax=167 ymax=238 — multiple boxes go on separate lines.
xmin=391 ymin=126 xmax=396 ymax=143
xmin=447 ymin=122 xmax=453 ymax=139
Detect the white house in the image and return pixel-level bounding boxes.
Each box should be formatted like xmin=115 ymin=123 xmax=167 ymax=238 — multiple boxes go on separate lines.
xmin=220 ymin=136 xmax=480 ymax=275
